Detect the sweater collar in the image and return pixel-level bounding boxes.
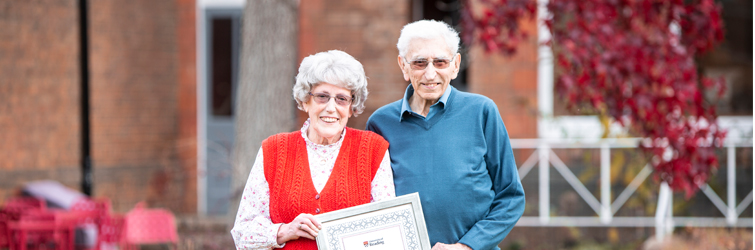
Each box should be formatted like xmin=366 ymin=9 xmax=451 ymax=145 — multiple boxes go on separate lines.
xmin=399 ymin=84 xmax=454 ymax=122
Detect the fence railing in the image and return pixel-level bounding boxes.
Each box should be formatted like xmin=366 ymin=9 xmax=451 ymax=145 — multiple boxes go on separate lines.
xmin=509 ymin=137 xmax=753 ymax=240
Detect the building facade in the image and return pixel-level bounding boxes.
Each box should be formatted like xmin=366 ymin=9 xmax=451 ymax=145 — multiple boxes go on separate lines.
xmin=1 ymin=4 xmax=751 ymax=247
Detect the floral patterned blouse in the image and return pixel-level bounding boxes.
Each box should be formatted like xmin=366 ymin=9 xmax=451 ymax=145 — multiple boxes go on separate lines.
xmin=231 ymin=120 xmax=395 ymax=249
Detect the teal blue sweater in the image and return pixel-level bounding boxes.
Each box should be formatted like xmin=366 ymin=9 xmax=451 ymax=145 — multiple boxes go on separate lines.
xmin=366 ymin=85 xmax=525 ymax=250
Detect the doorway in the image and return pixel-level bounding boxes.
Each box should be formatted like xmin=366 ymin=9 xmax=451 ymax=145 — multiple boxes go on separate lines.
xmin=199 ymin=7 xmax=242 ymax=216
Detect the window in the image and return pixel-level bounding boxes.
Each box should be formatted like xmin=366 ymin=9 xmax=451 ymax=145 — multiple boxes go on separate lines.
xmin=210 ymin=18 xmax=235 ymax=117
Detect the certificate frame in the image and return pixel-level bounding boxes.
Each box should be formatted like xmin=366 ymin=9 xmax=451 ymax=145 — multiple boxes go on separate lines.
xmin=314 ymin=192 xmax=431 ymax=250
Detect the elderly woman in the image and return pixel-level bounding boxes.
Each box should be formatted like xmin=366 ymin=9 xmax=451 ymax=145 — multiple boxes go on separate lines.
xmin=231 ymin=50 xmax=394 ymax=250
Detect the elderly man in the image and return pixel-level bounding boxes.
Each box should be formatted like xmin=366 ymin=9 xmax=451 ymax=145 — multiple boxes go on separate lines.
xmin=366 ymin=20 xmax=525 ymax=250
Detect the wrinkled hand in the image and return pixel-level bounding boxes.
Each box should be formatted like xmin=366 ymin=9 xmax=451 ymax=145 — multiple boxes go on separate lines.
xmin=431 ymin=243 xmax=472 ymax=250
xmin=276 ymin=213 xmax=322 ymax=245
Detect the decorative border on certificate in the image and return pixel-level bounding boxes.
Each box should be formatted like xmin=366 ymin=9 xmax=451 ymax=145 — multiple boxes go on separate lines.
xmin=315 ymin=193 xmax=431 ymax=250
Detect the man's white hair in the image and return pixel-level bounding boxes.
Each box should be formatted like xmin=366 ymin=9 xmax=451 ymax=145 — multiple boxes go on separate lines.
xmin=292 ymin=50 xmax=369 ymax=116
xmin=396 ymin=19 xmax=460 ymax=58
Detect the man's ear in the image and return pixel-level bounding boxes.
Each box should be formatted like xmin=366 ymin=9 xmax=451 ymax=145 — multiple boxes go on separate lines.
xmin=451 ymin=53 xmax=461 ymax=79
xmin=398 ymin=55 xmax=410 ymax=82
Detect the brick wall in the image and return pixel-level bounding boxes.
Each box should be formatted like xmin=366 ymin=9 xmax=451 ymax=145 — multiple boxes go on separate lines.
xmin=0 ymin=0 xmax=82 ymax=201
xmin=175 ymin=0 xmax=198 ymax=215
xmin=299 ymin=0 xmax=409 ymax=129
xmin=0 ymin=0 xmax=196 ymax=214
xmin=88 ymin=0 xmax=196 ymax=213
xmin=467 ymin=19 xmax=539 ymax=139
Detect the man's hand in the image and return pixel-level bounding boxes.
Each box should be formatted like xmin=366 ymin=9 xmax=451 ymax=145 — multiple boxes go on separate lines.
xmin=431 ymin=243 xmax=472 ymax=250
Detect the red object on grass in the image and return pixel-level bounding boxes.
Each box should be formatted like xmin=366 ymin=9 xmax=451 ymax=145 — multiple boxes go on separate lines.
xmin=121 ymin=202 xmax=178 ymax=250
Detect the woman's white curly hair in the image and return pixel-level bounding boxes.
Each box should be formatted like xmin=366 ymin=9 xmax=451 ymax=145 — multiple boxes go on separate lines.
xmin=292 ymin=50 xmax=369 ymax=116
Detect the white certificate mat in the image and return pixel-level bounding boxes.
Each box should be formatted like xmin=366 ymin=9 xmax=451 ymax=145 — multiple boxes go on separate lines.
xmin=314 ymin=193 xmax=430 ymax=250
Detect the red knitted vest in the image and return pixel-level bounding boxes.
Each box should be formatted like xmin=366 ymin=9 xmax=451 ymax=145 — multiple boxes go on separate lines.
xmin=262 ymin=127 xmax=389 ymax=250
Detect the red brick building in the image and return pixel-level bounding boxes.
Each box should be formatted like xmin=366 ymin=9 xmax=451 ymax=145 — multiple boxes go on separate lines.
xmin=0 ymin=0 xmax=540 ymax=215
xmin=1 ymin=2 xmax=750 ymax=240
xmin=1 ymin=0 xmax=197 ymax=213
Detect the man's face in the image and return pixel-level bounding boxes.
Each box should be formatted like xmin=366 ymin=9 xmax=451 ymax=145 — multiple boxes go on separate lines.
xmin=398 ymin=37 xmax=461 ymax=104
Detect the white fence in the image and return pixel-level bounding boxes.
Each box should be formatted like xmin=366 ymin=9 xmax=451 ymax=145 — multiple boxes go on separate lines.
xmin=510 ymin=137 xmax=753 ymax=240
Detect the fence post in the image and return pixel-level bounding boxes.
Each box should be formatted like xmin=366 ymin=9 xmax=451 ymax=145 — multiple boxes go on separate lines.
xmin=539 ymin=144 xmax=550 ymax=224
xmin=727 ymin=142 xmax=736 ymax=225
xmin=655 ymin=182 xmax=671 ymax=241
xmin=666 ymin=189 xmax=674 ymax=235
xmin=600 ymin=143 xmax=611 ymax=224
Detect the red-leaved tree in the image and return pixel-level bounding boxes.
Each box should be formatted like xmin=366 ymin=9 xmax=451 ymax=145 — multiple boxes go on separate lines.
xmin=461 ymin=0 xmax=727 ymax=196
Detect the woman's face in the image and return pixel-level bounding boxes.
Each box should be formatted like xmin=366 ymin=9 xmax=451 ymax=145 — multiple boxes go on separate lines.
xmin=303 ymin=83 xmax=353 ymax=145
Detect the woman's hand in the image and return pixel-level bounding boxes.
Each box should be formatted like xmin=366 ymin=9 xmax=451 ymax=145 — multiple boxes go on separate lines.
xmin=276 ymin=213 xmax=323 ymax=245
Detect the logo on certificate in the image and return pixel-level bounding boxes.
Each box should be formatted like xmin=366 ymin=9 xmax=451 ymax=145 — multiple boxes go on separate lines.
xmin=363 ymin=238 xmax=384 ymax=247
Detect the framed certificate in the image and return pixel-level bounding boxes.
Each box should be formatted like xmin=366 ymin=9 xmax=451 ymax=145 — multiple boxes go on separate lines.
xmin=314 ymin=192 xmax=431 ymax=250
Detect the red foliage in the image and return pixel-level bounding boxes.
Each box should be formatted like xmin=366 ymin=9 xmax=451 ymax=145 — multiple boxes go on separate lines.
xmin=462 ymin=0 xmax=727 ymax=197
xmin=460 ymin=0 xmax=537 ymax=55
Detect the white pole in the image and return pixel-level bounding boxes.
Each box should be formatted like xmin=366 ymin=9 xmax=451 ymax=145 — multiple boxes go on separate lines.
xmin=539 ymin=144 xmax=550 ymax=224
xmin=666 ymin=189 xmax=674 ymax=235
xmin=727 ymin=142 xmax=736 ymax=225
xmin=655 ymin=182 xmax=671 ymax=241
xmin=536 ymin=0 xmax=553 ymax=138
xmin=537 ymin=0 xmax=552 ymax=226
xmin=600 ymin=143 xmax=611 ymax=224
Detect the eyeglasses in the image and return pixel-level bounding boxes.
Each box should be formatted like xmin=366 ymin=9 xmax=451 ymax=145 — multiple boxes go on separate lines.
xmin=404 ymin=56 xmax=455 ymax=70
xmin=308 ymin=92 xmax=353 ymax=106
